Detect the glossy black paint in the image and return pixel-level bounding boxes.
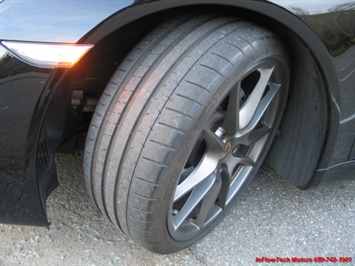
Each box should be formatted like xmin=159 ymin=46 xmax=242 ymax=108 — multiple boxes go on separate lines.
xmin=0 ymin=52 xmax=59 ymax=225
xmin=0 ymin=0 xmax=354 ymax=225
xmin=0 ymin=0 xmax=135 ymax=42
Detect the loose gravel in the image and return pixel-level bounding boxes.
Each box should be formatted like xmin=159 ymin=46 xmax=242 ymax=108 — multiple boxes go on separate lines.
xmin=0 ymin=152 xmax=354 ymax=266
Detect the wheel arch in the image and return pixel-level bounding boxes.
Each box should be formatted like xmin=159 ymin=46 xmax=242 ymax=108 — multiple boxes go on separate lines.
xmin=45 ymin=1 xmax=337 ymax=195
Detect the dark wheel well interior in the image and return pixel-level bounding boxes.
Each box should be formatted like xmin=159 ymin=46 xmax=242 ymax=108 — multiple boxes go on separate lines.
xmin=45 ymin=5 xmax=328 ymax=189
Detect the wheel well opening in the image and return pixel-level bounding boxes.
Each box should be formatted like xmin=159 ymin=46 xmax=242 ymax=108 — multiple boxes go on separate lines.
xmin=54 ymin=5 xmax=328 ymax=188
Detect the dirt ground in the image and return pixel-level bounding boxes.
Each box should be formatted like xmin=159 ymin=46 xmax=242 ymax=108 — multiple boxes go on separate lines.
xmin=0 ymin=152 xmax=354 ymax=266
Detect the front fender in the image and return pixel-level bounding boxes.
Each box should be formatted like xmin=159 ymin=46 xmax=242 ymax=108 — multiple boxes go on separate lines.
xmin=0 ymin=0 xmax=134 ymax=42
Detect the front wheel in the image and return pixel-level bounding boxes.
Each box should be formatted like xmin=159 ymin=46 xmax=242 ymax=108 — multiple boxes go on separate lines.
xmin=84 ymin=14 xmax=289 ymax=253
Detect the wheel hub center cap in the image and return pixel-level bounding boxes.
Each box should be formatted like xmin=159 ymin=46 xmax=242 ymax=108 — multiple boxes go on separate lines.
xmin=221 ymin=140 xmax=232 ymax=159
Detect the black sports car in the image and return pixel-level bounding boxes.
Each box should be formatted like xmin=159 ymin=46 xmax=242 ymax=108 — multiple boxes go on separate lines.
xmin=0 ymin=0 xmax=354 ymax=254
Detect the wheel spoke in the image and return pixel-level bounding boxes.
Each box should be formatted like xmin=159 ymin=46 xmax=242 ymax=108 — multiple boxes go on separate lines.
xmin=174 ymin=127 xmax=223 ymax=202
xmin=235 ymin=80 xmax=279 ymax=144
xmin=245 ymin=82 xmax=280 ymax=131
xmin=239 ymin=67 xmax=274 ymax=129
xmin=203 ymin=127 xmax=225 ymax=153
xmin=217 ymin=152 xmax=254 ymax=208
xmin=174 ymin=159 xmax=215 ymax=201
xmin=195 ymin=173 xmax=222 ymax=227
xmin=231 ymin=152 xmax=255 ymax=167
xmin=223 ymin=82 xmax=241 ymax=134
xmin=172 ymin=172 xmax=216 ymax=229
xmin=237 ymin=125 xmax=271 ymax=146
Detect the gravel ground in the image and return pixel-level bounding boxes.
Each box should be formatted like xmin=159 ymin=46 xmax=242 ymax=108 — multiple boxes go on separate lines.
xmin=0 ymin=152 xmax=354 ymax=266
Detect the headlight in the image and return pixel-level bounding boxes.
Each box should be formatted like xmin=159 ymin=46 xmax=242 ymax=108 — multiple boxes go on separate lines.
xmin=1 ymin=41 xmax=94 ymax=68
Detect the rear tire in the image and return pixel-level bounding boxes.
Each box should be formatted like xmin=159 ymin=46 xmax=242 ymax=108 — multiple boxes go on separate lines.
xmin=84 ymin=14 xmax=289 ymax=253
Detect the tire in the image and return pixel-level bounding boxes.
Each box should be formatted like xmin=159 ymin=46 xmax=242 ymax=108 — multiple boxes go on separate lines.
xmin=84 ymin=13 xmax=289 ymax=253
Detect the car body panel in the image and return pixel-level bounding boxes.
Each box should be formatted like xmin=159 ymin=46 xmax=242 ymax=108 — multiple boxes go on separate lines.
xmin=0 ymin=0 xmax=135 ymax=43
xmin=0 ymin=0 xmax=354 ymax=225
xmin=0 ymin=54 xmax=66 ymax=225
